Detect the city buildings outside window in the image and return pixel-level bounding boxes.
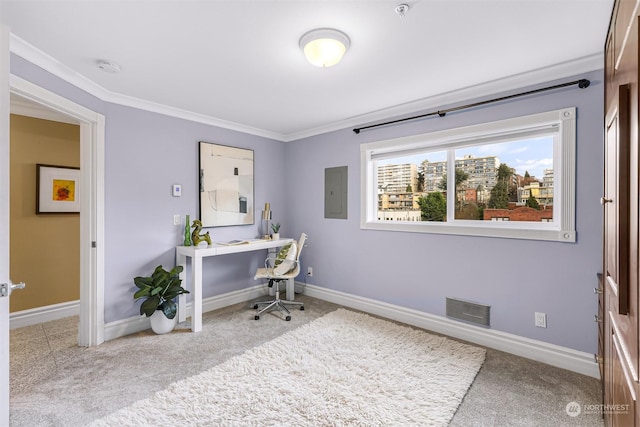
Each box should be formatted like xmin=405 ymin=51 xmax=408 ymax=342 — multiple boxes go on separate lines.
xmin=360 ymin=108 xmax=576 ymax=242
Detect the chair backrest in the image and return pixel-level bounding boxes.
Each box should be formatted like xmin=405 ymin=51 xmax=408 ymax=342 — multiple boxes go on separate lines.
xmin=295 ymin=233 xmax=307 ymax=261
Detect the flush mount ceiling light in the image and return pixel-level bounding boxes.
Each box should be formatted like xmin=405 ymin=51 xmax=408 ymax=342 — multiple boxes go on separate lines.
xmin=299 ymin=28 xmax=350 ymax=68
xmin=96 ymin=59 xmax=121 ymax=74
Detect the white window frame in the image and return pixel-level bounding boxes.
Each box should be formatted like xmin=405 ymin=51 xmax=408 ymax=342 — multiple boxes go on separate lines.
xmin=360 ymin=108 xmax=576 ymax=242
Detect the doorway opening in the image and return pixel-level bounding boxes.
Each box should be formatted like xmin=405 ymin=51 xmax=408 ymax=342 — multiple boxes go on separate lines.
xmin=9 ymin=113 xmax=80 ymax=323
xmin=9 ymin=76 xmax=105 ymax=347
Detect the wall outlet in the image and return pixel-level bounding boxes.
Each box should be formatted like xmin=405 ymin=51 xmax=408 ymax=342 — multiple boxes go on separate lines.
xmin=173 ymin=214 xmax=181 ymax=226
xmin=535 ymin=312 xmax=547 ymax=328
xmin=307 ymin=267 xmax=313 ymax=277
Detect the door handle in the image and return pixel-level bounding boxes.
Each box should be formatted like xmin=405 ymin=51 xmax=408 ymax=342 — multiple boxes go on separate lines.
xmin=0 ymin=280 xmax=26 ymax=297
xmin=600 ymin=197 xmax=613 ymax=205
xmin=11 ymin=281 xmax=25 ymax=291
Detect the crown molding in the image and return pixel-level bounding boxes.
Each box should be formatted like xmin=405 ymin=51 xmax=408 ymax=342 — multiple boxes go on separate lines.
xmin=10 ymin=33 xmax=603 ymax=143
xmin=284 ymin=53 xmax=603 ymax=141
xmin=9 ymin=34 xmax=284 ymax=141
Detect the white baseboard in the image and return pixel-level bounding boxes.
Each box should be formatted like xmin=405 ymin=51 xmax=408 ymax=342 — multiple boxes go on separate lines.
xmin=302 ymin=283 xmax=600 ymax=379
xmin=103 ymin=284 xmax=267 ymax=341
xmin=102 ymin=313 xmax=150 ymax=341
xmin=61 ymin=281 xmax=597 ymax=379
xmin=9 ymin=300 xmax=80 ymax=329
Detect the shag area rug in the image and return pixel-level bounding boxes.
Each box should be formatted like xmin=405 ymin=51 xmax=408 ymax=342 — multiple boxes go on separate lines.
xmin=90 ymin=309 xmax=486 ymax=426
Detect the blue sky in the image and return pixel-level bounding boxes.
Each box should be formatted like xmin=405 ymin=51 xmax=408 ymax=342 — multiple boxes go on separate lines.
xmin=379 ymin=136 xmax=553 ymax=179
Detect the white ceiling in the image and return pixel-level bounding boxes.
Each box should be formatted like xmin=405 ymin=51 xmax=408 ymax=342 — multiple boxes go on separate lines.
xmin=2 ymin=0 xmax=614 ymax=141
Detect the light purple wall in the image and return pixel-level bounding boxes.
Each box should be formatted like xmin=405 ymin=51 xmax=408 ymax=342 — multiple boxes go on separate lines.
xmin=11 ymin=55 xmax=289 ymax=323
xmin=285 ymin=70 xmax=604 ymax=354
xmin=11 ymin=53 xmax=604 ymax=353
xmin=103 ymin=105 xmax=287 ymax=322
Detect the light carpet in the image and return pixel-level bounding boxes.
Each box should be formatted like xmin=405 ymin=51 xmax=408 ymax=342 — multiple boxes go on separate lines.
xmin=90 ymin=309 xmax=486 ymax=426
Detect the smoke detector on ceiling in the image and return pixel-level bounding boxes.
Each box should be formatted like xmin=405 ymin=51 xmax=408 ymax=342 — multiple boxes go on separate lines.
xmin=395 ymin=4 xmax=410 ymax=18
xmin=96 ymin=59 xmax=121 ymax=74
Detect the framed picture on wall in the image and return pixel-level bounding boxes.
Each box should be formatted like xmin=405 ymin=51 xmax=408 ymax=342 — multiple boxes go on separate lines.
xmin=199 ymin=141 xmax=254 ymax=227
xmin=36 ymin=164 xmax=80 ymax=214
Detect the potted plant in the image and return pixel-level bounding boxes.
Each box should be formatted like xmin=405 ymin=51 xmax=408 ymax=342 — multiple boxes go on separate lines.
xmin=271 ymin=222 xmax=281 ymax=240
xmin=133 ymin=265 xmax=190 ymax=334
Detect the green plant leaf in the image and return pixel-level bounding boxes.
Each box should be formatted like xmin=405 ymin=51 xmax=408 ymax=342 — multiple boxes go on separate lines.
xmin=164 ymin=283 xmax=189 ymax=299
xmin=140 ymin=295 xmax=160 ymax=317
xmin=133 ymin=288 xmax=150 ymax=300
xmin=133 ymin=276 xmax=153 ymax=289
xmin=169 ymin=265 xmax=184 ymax=276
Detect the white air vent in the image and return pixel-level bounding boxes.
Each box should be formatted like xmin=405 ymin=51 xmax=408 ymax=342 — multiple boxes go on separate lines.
xmin=446 ymin=297 xmax=490 ymax=327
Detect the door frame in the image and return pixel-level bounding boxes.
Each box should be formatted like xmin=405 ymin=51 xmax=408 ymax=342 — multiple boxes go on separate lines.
xmin=1 ymin=23 xmax=11 ymax=427
xmin=10 ymin=75 xmax=105 ymax=347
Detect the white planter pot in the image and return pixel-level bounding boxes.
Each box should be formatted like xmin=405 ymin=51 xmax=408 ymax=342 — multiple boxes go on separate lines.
xmin=150 ymin=310 xmax=177 ymax=334
xmin=272 ymin=233 xmax=280 ymax=240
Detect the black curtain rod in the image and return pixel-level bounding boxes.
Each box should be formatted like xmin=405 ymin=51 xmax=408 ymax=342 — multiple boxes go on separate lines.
xmin=352 ymin=78 xmax=591 ymax=134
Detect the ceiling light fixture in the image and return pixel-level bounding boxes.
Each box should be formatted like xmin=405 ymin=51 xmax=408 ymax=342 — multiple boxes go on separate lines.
xmin=96 ymin=59 xmax=121 ymax=74
xmin=299 ymin=28 xmax=350 ymax=68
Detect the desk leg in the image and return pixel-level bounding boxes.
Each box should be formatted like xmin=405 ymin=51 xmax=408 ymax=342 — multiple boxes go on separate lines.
xmin=176 ymin=252 xmax=187 ymax=323
xmin=286 ymin=278 xmax=294 ymax=301
xmin=192 ymin=255 xmax=203 ymax=332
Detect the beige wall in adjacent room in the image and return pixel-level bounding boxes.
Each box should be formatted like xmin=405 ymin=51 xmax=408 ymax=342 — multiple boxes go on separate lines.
xmin=9 ymin=114 xmax=80 ymax=313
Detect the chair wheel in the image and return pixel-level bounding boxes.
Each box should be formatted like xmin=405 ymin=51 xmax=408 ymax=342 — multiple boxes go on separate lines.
xmin=300 ymin=306 xmax=305 ymax=311
xmin=254 ymin=315 xmax=260 ymax=320
xmin=285 ymin=316 xmax=291 ymax=321
xmin=253 ymin=304 xmax=258 ymax=309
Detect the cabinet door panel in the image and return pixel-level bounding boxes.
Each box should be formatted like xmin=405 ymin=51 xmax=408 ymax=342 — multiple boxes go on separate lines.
xmin=604 ymin=84 xmax=630 ymax=315
xmin=610 ymin=329 xmax=636 ymax=426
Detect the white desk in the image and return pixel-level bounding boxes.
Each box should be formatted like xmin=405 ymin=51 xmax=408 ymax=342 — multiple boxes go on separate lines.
xmin=175 ymin=238 xmax=293 ymax=332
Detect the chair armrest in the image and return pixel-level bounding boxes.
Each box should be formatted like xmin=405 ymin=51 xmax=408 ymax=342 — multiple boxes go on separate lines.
xmin=263 ymin=256 xmax=300 ymax=277
xmin=264 ymin=255 xmax=278 ymax=270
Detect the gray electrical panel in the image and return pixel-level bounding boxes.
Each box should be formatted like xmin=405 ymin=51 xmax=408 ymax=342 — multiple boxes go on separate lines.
xmin=325 ymin=166 xmax=348 ymax=219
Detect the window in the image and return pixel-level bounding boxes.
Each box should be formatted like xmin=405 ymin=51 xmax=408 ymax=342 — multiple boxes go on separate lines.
xmin=360 ymin=108 xmax=576 ymax=242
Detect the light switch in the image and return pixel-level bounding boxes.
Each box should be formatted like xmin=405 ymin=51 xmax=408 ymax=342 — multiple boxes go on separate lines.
xmin=172 ymin=184 xmax=182 ymax=197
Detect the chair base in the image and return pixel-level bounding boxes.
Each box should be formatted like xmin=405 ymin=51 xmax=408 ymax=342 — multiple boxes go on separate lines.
xmin=253 ymin=288 xmax=304 ymax=321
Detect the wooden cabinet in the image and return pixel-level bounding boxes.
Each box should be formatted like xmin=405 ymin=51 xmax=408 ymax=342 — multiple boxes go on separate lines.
xmin=604 ymin=1 xmax=640 ymax=425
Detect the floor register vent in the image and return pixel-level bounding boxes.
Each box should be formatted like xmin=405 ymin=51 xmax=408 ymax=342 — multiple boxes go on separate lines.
xmin=446 ymin=297 xmax=490 ymax=327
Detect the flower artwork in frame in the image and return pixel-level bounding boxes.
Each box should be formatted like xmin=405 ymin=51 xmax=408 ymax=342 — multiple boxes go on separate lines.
xmin=36 ymin=164 xmax=80 ymax=214
xmin=199 ymin=141 xmax=254 ymax=227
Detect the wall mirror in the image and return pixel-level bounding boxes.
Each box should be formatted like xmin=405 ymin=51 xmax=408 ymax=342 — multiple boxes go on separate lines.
xmin=199 ymin=141 xmax=254 ymax=227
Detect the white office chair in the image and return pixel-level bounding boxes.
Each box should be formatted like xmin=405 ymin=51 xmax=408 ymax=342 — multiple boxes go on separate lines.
xmin=253 ymin=232 xmax=307 ymax=321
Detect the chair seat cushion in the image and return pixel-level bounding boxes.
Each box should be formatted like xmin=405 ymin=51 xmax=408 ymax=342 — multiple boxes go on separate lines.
xmin=254 ymin=267 xmax=274 ymax=280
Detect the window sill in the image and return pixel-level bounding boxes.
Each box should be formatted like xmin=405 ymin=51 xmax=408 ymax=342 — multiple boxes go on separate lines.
xmin=360 ymin=220 xmax=576 ymax=242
